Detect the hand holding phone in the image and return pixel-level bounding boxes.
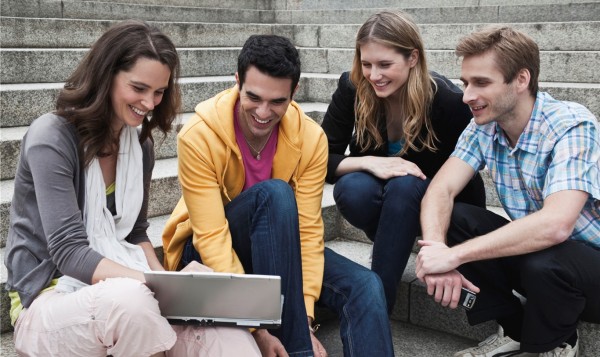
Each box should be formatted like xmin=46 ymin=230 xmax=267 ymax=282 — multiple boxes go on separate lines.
xmin=459 ymin=287 xmax=477 ymax=310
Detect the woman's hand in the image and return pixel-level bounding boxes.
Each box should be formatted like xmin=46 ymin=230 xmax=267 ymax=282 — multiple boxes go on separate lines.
xmin=363 ymin=156 xmax=426 ymax=180
xmin=335 ymin=156 xmax=427 ymax=180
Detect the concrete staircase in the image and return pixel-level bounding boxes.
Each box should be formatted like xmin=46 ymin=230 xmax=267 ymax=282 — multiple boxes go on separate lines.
xmin=1 ymin=0 xmax=599 ymax=355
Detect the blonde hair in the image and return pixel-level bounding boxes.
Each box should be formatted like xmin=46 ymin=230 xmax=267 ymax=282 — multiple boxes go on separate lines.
xmin=351 ymin=10 xmax=437 ymax=154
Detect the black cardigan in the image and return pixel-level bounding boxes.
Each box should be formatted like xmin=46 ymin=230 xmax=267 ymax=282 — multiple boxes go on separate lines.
xmin=321 ymin=71 xmax=486 ymax=207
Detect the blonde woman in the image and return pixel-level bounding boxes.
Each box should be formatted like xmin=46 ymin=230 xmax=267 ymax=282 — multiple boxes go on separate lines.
xmin=321 ymin=10 xmax=486 ymax=312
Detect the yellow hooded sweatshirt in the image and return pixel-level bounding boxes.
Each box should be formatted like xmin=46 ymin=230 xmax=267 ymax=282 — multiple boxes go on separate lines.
xmin=162 ymin=86 xmax=327 ymax=318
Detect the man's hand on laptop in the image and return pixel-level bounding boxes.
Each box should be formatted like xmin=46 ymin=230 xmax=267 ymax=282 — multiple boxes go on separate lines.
xmin=252 ymin=329 xmax=288 ymax=357
xmin=181 ymin=260 xmax=213 ymax=273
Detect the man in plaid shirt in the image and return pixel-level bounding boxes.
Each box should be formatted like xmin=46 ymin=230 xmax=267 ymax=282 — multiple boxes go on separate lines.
xmin=415 ymin=26 xmax=599 ymax=357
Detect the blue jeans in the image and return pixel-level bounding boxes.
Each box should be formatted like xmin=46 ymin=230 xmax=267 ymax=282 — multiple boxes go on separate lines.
xmin=334 ymin=172 xmax=430 ymax=313
xmin=319 ymin=247 xmax=394 ymax=356
xmin=182 ymin=179 xmax=312 ymax=356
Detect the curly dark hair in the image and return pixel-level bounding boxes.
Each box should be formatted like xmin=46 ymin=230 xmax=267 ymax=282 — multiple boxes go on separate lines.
xmin=237 ymin=34 xmax=301 ymax=97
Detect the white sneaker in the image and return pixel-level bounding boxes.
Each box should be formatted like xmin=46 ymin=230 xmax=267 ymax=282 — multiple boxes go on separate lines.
xmin=539 ymin=333 xmax=579 ymax=357
xmin=454 ymin=326 xmax=536 ymax=357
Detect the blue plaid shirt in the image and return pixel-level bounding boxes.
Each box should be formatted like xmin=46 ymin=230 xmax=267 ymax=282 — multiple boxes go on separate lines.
xmin=452 ymin=92 xmax=600 ymax=248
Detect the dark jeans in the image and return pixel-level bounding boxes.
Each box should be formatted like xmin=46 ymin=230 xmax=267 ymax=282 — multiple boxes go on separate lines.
xmin=318 ymin=247 xmax=394 ymax=357
xmin=334 ymin=171 xmax=430 ymax=312
xmin=182 ymin=179 xmax=312 ymax=356
xmin=448 ymin=202 xmax=600 ymax=353
xmin=183 ymin=179 xmax=394 ymax=356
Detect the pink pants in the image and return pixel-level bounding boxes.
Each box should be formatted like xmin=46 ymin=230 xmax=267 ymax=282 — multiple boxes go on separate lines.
xmin=13 ymin=278 xmax=260 ymax=356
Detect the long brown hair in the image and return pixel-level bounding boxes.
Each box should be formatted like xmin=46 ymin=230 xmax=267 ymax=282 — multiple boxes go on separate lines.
xmin=56 ymin=20 xmax=181 ymax=166
xmin=351 ymin=11 xmax=437 ymax=154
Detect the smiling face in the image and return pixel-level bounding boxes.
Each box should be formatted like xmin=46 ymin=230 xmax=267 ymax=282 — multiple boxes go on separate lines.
xmin=110 ymin=57 xmax=171 ymax=135
xmin=235 ymin=65 xmax=295 ymax=142
xmin=359 ymin=41 xmax=417 ymax=100
xmin=460 ymin=51 xmax=519 ymax=126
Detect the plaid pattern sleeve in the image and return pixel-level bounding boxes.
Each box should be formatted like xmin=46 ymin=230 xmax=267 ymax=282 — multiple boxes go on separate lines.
xmin=544 ymin=119 xmax=600 ymax=199
xmin=451 ymin=119 xmax=487 ymax=173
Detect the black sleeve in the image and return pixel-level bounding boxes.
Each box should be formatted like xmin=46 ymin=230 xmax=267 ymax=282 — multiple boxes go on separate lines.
xmin=430 ymin=73 xmax=474 ymax=154
xmin=430 ymin=73 xmax=486 ymax=208
xmin=321 ymin=72 xmax=357 ymax=183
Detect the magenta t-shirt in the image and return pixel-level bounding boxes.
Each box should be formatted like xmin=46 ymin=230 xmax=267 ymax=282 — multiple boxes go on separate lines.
xmin=234 ymin=100 xmax=278 ymax=191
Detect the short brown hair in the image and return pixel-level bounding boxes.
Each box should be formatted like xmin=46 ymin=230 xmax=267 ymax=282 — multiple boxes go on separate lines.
xmin=455 ymin=26 xmax=539 ymax=96
xmin=56 ymin=20 xmax=181 ymax=166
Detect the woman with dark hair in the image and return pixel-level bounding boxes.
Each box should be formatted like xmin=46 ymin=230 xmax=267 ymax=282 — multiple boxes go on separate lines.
xmin=321 ymin=10 xmax=486 ymax=313
xmin=5 ymin=20 xmax=259 ymax=356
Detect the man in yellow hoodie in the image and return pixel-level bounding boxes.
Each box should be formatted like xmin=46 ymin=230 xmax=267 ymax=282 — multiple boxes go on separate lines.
xmin=162 ymin=35 xmax=393 ymax=356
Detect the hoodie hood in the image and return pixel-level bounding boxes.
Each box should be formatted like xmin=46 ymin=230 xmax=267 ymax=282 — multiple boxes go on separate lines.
xmin=194 ymin=86 xmax=307 ymax=156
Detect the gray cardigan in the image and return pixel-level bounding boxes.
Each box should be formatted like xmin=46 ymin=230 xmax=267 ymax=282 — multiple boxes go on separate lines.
xmin=4 ymin=113 xmax=155 ymax=308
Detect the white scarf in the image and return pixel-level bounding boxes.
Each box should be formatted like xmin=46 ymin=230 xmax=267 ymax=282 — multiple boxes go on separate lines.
xmin=56 ymin=126 xmax=150 ymax=293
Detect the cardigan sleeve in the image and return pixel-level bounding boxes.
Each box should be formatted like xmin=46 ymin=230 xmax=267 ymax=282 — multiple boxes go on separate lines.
xmin=25 ymin=115 xmax=104 ymax=286
xmin=321 ymin=72 xmax=357 ymax=183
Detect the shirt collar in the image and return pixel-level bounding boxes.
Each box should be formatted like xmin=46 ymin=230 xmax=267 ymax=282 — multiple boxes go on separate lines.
xmin=492 ymin=92 xmax=545 ymax=154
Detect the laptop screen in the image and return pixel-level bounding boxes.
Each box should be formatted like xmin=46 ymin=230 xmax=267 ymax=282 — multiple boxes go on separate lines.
xmin=144 ymin=271 xmax=282 ymax=328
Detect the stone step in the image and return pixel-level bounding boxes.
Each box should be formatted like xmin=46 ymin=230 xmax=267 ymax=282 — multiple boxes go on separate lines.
xmin=2 ymin=1 xmax=598 ymax=24
xmin=5 ymin=0 xmax=596 ymax=18
xmin=3 ymin=47 xmax=598 ymax=84
xmin=272 ymin=0 xmax=599 ymax=10
xmin=2 ymin=75 xmax=599 ymax=129
xmin=0 ymin=0 xmax=270 ymax=17
xmin=2 ymin=18 xmax=598 ymax=50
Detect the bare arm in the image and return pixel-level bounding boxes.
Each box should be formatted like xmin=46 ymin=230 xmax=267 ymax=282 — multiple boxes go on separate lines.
xmin=420 ymin=157 xmax=476 ymax=243
xmin=416 ymin=188 xmax=588 ymax=308
xmin=139 ymin=241 xmax=165 ymax=271
xmin=416 ymin=157 xmax=479 ymax=308
xmin=453 ymin=189 xmax=587 ymax=265
xmin=91 ymin=258 xmax=145 ymax=284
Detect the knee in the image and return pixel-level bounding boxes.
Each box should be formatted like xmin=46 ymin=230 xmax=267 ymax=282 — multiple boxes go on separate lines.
xmin=450 ymin=202 xmax=472 ymax=227
xmin=384 ymin=175 xmax=429 ymax=201
xmin=254 ymin=179 xmax=296 ymax=210
xmin=333 ymin=172 xmax=379 ymax=208
xmin=256 ymin=179 xmax=293 ymax=199
xmin=519 ymin=250 xmax=559 ymax=287
xmin=351 ymin=269 xmax=386 ymax=303
xmin=100 ymin=278 xmax=161 ymax=322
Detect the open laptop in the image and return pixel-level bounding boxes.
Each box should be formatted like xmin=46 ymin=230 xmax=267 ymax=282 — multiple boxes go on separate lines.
xmin=144 ymin=270 xmax=283 ymax=328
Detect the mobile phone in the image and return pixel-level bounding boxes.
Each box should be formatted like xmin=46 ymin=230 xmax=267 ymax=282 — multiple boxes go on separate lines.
xmin=459 ymin=288 xmax=477 ymax=310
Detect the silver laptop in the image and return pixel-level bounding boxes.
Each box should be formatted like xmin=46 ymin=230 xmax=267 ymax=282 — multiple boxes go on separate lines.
xmin=144 ymin=271 xmax=283 ymax=328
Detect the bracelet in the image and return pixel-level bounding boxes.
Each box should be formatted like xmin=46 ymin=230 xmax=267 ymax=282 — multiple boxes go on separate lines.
xmin=309 ymin=323 xmax=320 ymax=333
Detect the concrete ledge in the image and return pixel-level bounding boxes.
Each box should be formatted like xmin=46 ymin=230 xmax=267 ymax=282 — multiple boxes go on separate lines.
xmin=4 ymin=1 xmax=598 ymax=24
xmin=3 ymin=46 xmax=598 ymax=88
xmin=272 ymin=0 xmax=597 ymax=10
xmin=2 ymin=18 xmax=598 ymax=51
